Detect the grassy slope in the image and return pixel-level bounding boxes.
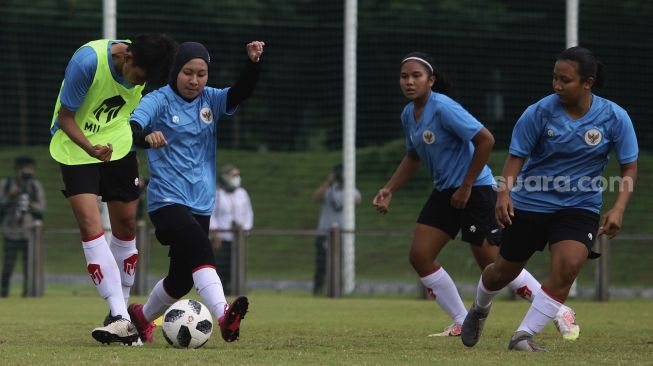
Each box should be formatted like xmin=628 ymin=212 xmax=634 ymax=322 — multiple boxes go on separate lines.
xmin=0 ymin=145 xmax=651 ymax=286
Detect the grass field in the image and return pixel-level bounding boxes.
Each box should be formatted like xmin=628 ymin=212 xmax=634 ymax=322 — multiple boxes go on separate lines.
xmin=0 ymin=291 xmax=652 ymax=365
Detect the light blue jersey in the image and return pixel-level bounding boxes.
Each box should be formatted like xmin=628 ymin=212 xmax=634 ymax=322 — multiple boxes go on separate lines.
xmin=131 ymin=85 xmax=236 ymax=215
xmin=401 ymin=91 xmax=495 ymax=190
xmin=509 ymin=94 xmax=638 ymax=213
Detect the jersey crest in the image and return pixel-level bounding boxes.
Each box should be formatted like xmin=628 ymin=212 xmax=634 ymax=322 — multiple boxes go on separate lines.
xmin=584 ymin=128 xmax=602 ymax=146
xmin=422 ymin=130 xmax=435 ymax=144
xmin=200 ymin=107 xmax=213 ymax=124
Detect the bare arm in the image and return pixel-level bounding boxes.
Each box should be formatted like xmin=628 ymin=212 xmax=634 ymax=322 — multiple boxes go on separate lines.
xmin=372 ymin=151 xmax=421 ymax=214
xmin=451 ymin=127 xmax=495 ymax=209
xmin=58 ymin=106 xmax=113 ymax=162
xmin=495 ymin=154 xmax=525 ymax=228
xmin=598 ymin=161 xmax=637 ymax=239
xmin=312 ymin=173 xmax=334 ymax=202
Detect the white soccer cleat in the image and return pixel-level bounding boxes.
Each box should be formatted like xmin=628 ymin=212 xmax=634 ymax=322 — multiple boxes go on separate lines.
xmin=428 ymin=323 xmax=462 ymax=337
xmin=91 ymin=317 xmax=140 ymax=345
xmin=553 ymin=306 xmax=580 ymax=341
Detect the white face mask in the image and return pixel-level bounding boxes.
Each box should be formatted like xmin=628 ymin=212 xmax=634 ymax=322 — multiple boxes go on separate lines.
xmin=228 ymin=176 xmax=241 ymax=188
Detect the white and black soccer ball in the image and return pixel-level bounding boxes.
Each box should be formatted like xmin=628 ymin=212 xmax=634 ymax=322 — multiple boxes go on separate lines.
xmin=162 ymin=299 xmax=213 ymax=348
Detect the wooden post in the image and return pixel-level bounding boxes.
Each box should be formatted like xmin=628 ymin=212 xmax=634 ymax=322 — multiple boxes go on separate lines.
xmin=26 ymin=221 xmax=44 ymax=297
xmin=594 ymin=235 xmax=610 ymax=301
xmin=134 ymin=220 xmax=149 ymax=296
xmin=231 ymin=224 xmax=247 ymax=296
xmin=327 ymin=226 xmax=342 ymax=298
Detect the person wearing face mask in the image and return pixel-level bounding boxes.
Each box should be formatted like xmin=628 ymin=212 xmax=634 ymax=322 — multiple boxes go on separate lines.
xmin=312 ymin=164 xmax=361 ymax=295
xmin=127 ymin=40 xmax=264 ymax=345
xmin=209 ymin=164 xmax=253 ymax=295
xmin=0 ymin=156 xmax=46 ymax=297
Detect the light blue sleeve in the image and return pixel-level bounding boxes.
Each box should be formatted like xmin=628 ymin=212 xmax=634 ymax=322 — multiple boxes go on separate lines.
xmin=400 ymin=108 xmax=415 ymax=152
xmin=438 ymin=101 xmax=483 ymax=142
xmin=130 ymin=91 xmax=163 ymax=133
xmin=206 ymin=87 xmax=234 ymax=116
xmin=611 ymin=107 xmax=639 ymax=164
xmin=59 ymin=46 xmax=97 ymax=111
xmin=508 ymin=105 xmax=542 ymax=158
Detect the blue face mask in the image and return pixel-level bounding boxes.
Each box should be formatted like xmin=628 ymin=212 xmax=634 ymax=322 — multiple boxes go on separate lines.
xmin=21 ymin=172 xmax=33 ymax=180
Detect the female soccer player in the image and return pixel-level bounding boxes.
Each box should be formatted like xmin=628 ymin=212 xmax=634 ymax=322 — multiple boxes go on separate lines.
xmin=461 ymin=46 xmax=638 ymax=352
xmin=126 ymin=40 xmax=264 ymax=344
xmin=373 ymin=52 xmax=578 ymax=338
xmin=49 ymin=35 xmax=177 ymax=345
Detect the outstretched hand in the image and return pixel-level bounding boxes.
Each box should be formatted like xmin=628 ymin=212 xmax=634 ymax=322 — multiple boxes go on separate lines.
xmin=372 ymin=188 xmax=393 ymax=214
xmin=598 ymin=207 xmax=624 ymax=239
xmin=247 ymin=41 xmax=265 ymax=63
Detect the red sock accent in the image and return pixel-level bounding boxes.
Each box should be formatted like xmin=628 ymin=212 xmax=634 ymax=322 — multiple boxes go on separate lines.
xmin=112 ymin=232 xmax=136 ymax=241
xmin=541 ymin=286 xmax=565 ymax=304
xmin=192 ymin=264 xmax=216 ymax=273
xmin=82 ymin=232 xmax=105 ymax=242
xmin=419 ymin=265 xmax=442 ymax=278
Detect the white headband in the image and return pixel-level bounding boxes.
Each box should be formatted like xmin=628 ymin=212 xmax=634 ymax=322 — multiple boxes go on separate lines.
xmin=401 ymin=57 xmax=434 ymax=73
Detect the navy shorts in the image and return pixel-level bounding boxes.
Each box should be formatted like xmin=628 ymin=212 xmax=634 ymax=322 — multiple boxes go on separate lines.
xmin=417 ymin=185 xmax=501 ymax=246
xmin=499 ymin=208 xmax=600 ymax=262
xmin=59 ymin=151 xmax=140 ymax=202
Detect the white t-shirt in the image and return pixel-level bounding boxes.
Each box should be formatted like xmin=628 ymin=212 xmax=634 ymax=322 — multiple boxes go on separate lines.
xmin=209 ymin=187 xmax=253 ymax=241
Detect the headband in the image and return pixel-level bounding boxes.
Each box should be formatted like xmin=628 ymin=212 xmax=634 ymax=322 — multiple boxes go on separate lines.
xmin=401 ymin=56 xmax=434 ymax=73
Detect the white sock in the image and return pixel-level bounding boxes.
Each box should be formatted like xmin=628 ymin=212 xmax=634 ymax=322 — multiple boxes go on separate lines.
xmin=507 ymin=269 xmax=541 ymax=303
xmin=109 ymin=234 xmax=138 ymax=305
xmin=517 ymin=287 xmax=563 ymax=335
xmin=193 ymin=266 xmax=228 ymax=319
xmin=420 ymin=267 xmax=467 ymax=325
xmin=143 ymin=279 xmax=178 ymax=322
xmin=83 ymin=234 xmax=130 ymax=320
xmin=475 ymin=275 xmax=500 ymax=309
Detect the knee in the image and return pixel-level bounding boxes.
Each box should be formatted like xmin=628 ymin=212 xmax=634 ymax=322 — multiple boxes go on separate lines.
xmin=113 ymin=216 xmax=137 ymax=237
xmin=553 ymin=263 xmax=582 ymax=285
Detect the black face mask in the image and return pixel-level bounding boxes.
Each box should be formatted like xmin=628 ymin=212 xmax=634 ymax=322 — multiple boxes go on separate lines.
xmin=21 ymin=172 xmax=33 ymax=181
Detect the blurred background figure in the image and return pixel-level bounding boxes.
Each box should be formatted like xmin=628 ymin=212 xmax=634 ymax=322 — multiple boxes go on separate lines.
xmin=312 ymin=164 xmax=361 ymax=295
xmin=210 ymin=164 xmax=253 ymax=295
xmin=0 ymin=156 xmax=46 ymax=297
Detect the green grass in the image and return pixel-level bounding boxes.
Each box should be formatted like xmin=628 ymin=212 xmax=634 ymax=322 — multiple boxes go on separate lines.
xmin=1 ymin=145 xmax=652 ymax=289
xmin=0 ymin=292 xmax=651 ymax=365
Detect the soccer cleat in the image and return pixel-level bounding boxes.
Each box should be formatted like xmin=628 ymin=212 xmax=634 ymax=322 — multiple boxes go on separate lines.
xmin=91 ymin=316 xmax=139 ymax=345
xmin=461 ymin=302 xmax=491 ymax=347
xmin=553 ymin=306 xmax=580 ymax=341
xmin=218 ymin=296 xmax=249 ymax=342
xmin=103 ymin=311 xmax=143 ymax=346
xmin=508 ymin=330 xmax=547 ymax=352
xmin=128 ymin=303 xmax=156 ymax=343
xmin=428 ymin=323 xmax=462 ymax=337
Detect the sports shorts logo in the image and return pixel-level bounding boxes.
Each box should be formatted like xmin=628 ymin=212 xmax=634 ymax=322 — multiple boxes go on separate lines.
xmin=547 ymin=128 xmax=555 ymax=137
xmin=200 ymin=108 xmax=213 ymax=124
xmin=422 ymin=130 xmax=435 ymax=144
xmin=93 ymin=95 xmax=126 ymax=123
xmin=172 ymin=115 xmax=180 ymax=124
xmin=584 ymin=128 xmax=602 ymax=146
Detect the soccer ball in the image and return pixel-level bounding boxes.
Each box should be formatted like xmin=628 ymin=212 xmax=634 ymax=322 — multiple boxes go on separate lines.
xmin=162 ymin=299 xmax=213 ymax=348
